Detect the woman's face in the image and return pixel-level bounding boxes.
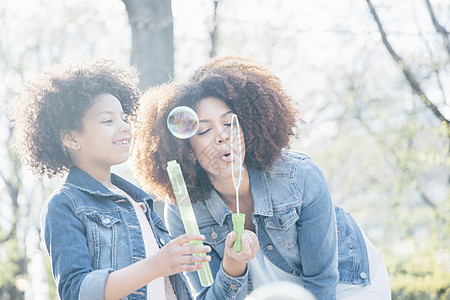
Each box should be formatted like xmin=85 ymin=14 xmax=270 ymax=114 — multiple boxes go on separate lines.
xmin=189 ymin=97 xmax=245 ymax=181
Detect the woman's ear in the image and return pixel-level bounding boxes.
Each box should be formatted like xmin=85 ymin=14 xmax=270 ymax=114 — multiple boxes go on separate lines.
xmin=60 ymin=131 xmax=80 ymax=150
xmin=186 ymin=148 xmax=197 ymax=161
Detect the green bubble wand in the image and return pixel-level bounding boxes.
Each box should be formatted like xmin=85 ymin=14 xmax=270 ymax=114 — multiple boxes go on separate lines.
xmin=230 ymin=114 xmax=245 ymax=252
xmin=166 ymin=106 xmax=214 ymax=287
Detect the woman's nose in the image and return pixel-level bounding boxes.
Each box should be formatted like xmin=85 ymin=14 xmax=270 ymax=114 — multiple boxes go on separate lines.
xmin=215 ymin=129 xmax=230 ymax=144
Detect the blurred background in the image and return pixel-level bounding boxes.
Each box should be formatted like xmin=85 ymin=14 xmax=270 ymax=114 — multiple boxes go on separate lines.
xmin=0 ymin=0 xmax=448 ymax=299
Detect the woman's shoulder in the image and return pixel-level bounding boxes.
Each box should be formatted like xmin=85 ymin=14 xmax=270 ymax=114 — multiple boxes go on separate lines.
xmin=272 ymin=149 xmax=322 ymax=175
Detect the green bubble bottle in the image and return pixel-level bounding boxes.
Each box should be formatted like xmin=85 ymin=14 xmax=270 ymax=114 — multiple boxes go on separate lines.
xmin=167 ymin=160 xmax=214 ymax=287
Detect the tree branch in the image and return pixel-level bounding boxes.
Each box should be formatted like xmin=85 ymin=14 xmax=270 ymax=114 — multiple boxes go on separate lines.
xmin=424 ymin=0 xmax=450 ymax=59
xmin=365 ymin=0 xmax=449 ymax=127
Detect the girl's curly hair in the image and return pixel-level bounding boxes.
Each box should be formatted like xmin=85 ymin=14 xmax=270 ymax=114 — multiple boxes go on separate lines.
xmin=10 ymin=59 xmax=140 ymax=178
xmin=131 ymin=56 xmax=302 ymax=203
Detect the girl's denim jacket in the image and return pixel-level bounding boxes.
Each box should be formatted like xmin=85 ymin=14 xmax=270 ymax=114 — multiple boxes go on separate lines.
xmin=41 ymin=167 xmax=191 ymax=300
xmin=165 ymin=150 xmax=370 ymax=300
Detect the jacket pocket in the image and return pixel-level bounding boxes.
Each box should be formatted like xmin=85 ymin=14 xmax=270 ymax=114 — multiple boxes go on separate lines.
xmin=264 ymin=208 xmax=298 ymax=230
xmin=263 ymin=207 xmax=300 ymax=255
xmin=85 ymin=211 xmax=122 ymax=247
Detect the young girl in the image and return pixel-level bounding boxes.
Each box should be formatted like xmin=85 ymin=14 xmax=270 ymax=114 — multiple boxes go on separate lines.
xmin=131 ymin=56 xmax=391 ymax=300
xmin=10 ymin=59 xmax=211 ymax=300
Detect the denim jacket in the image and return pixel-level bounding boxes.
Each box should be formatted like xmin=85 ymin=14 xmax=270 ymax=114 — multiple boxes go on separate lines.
xmin=165 ymin=150 xmax=370 ymax=300
xmin=41 ymin=166 xmax=191 ymax=300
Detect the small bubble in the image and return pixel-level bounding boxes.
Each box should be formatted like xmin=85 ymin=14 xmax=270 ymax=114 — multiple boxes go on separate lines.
xmin=167 ymin=106 xmax=199 ymax=139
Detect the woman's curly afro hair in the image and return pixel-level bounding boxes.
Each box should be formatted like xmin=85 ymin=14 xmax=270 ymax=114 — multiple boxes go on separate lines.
xmin=10 ymin=59 xmax=140 ymax=178
xmin=131 ymin=56 xmax=302 ymax=203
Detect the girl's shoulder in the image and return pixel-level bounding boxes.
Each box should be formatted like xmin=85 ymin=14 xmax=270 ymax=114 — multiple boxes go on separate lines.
xmin=44 ymin=183 xmax=84 ymax=211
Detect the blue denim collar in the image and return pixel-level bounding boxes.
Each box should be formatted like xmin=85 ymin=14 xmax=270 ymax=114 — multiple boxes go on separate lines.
xmin=248 ymin=168 xmax=273 ymax=217
xmin=205 ymin=190 xmax=232 ymax=226
xmin=66 ymin=166 xmax=153 ymax=205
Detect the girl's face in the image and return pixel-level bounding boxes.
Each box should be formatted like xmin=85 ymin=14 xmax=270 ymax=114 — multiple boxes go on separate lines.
xmin=69 ymin=93 xmax=132 ymax=170
xmin=189 ymin=97 xmax=245 ymax=181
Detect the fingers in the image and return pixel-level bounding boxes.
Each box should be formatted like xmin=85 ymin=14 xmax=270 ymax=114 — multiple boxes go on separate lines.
xmin=174 ymin=233 xmax=206 ymax=245
xmin=171 ymin=234 xmax=211 ymax=254
xmin=224 ymin=230 xmax=259 ymax=263
xmin=179 ymin=261 xmax=207 ymax=272
xmin=181 ymin=244 xmax=211 ymax=255
xmin=246 ymin=230 xmax=259 ymax=253
xmin=172 ymin=251 xmax=212 ymax=274
xmin=225 ymin=231 xmax=237 ymax=249
xmin=237 ymin=234 xmax=252 ymax=261
xmin=183 ymin=254 xmax=212 ymax=264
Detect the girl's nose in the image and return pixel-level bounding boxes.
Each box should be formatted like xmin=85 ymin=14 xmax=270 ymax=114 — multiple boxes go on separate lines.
xmin=119 ymin=119 xmax=131 ymax=132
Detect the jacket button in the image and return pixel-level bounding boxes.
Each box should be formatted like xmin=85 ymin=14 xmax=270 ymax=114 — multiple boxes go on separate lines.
xmin=230 ymin=283 xmax=237 ymax=290
xmin=103 ymin=218 xmax=110 ymax=223
xmin=266 ymin=245 xmax=273 ymax=251
xmin=360 ymin=272 xmax=367 ymax=279
xmin=159 ymin=238 xmax=166 ymax=245
xmin=211 ymin=228 xmax=218 ymax=240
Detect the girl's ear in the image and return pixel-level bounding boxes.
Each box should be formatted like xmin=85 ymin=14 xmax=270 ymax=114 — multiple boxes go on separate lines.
xmin=60 ymin=131 xmax=80 ymax=150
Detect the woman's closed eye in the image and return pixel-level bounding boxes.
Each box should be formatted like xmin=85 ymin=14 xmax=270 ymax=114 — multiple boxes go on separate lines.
xmin=198 ymin=128 xmax=211 ymax=135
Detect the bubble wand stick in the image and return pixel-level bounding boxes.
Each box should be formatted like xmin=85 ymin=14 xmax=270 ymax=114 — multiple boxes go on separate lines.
xmin=166 ymin=106 xmax=214 ymax=287
xmin=230 ymin=114 xmax=245 ymax=252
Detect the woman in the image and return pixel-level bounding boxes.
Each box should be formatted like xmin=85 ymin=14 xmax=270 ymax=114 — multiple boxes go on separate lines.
xmin=131 ymin=56 xmax=391 ymax=300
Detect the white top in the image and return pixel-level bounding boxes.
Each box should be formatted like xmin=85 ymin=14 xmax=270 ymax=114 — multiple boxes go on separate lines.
xmin=249 ymin=250 xmax=303 ymax=288
xmin=112 ymin=187 xmax=176 ymax=300
xmin=248 ymin=232 xmax=387 ymax=300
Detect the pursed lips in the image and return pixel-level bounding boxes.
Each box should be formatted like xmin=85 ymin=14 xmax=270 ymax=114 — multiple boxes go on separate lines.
xmin=217 ymin=148 xmax=234 ymax=163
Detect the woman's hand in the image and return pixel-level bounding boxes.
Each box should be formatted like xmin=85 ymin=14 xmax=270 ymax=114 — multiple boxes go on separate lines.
xmin=222 ymin=230 xmax=259 ymax=277
xmin=151 ymin=234 xmax=212 ymax=277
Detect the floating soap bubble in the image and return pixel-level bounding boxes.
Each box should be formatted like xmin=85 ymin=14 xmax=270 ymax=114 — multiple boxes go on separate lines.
xmin=167 ymin=106 xmax=199 ymax=139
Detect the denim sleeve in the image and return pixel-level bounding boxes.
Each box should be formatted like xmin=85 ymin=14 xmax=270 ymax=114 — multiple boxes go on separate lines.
xmin=294 ymin=159 xmax=339 ymax=300
xmin=164 ymin=204 xmax=249 ymax=300
xmin=78 ymin=269 xmax=114 ymax=299
xmin=41 ymin=191 xmax=112 ymax=300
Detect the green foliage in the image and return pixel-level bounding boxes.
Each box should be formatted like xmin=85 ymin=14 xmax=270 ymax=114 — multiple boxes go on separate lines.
xmin=387 ymin=237 xmax=450 ymax=300
xmin=0 ymin=236 xmax=27 ymax=300
xmin=43 ymin=252 xmax=58 ymax=300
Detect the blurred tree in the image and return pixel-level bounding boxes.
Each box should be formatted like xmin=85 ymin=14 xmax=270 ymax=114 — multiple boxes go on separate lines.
xmin=366 ymin=0 xmax=450 ymax=150
xmin=209 ymin=0 xmax=220 ymax=57
xmin=122 ymin=0 xmax=174 ymax=89
xmin=0 ymin=143 xmax=26 ymax=300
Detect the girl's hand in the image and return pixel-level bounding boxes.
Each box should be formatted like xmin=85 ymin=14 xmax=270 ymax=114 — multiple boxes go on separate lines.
xmin=151 ymin=234 xmax=211 ymax=277
xmin=222 ymin=230 xmax=259 ymax=277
